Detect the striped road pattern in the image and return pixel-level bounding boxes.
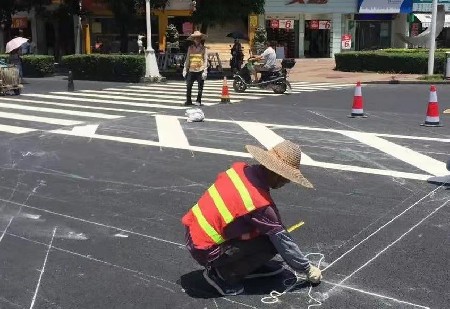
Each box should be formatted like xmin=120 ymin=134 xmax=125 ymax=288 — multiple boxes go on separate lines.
xmin=0 ymin=81 xmax=353 ymax=134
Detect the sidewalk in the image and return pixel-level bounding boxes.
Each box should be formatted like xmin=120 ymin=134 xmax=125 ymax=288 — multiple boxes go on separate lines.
xmin=286 ymin=58 xmax=426 ymax=84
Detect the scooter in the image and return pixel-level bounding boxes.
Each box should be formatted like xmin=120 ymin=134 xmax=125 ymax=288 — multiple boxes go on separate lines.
xmin=232 ymin=58 xmax=295 ymax=94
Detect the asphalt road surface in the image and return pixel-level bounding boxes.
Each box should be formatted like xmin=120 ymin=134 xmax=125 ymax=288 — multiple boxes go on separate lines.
xmin=0 ymin=79 xmax=449 ymax=309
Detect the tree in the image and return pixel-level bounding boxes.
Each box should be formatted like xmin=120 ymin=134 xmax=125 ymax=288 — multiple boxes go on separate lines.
xmin=105 ymin=0 xmax=169 ymax=53
xmin=191 ymin=0 xmax=265 ymax=33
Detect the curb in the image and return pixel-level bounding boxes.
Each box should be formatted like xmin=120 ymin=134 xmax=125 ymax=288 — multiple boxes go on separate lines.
xmin=363 ymin=80 xmax=450 ymax=85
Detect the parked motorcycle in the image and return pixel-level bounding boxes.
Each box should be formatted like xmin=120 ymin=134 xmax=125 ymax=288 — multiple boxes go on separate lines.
xmin=232 ymin=58 xmax=295 ymax=94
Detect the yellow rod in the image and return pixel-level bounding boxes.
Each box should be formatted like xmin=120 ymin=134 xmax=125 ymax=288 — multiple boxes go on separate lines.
xmin=287 ymin=221 xmax=304 ymax=233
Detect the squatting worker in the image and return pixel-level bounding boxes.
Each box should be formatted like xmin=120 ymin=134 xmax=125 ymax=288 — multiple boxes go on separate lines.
xmin=182 ymin=31 xmax=208 ymax=106
xmin=181 ymin=140 xmax=322 ymax=296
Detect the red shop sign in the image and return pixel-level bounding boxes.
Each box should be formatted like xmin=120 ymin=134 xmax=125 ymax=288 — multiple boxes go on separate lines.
xmin=270 ymin=19 xmax=280 ymax=29
xmin=310 ymin=20 xmax=319 ymax=29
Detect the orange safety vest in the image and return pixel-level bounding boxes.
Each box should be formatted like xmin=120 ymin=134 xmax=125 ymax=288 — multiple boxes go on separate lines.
xmin=182 ymin=162 xmax=273 ymax=249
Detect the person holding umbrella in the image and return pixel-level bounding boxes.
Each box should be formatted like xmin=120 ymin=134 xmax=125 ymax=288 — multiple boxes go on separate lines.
xmin=182 ymin=31 xmax=208 ymax=106
xmin=5 ymin=37 xmax=28 ymax=83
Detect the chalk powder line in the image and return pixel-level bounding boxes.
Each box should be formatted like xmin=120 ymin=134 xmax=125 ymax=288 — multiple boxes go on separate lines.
xmin=1 ymin=179 xmax=447 ymax=307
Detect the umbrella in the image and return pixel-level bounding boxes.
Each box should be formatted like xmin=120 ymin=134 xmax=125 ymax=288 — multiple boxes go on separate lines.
xmin=226 ymin=31 xmax=249 ymax=40
xmin=5 ymin=37 xmax=28 ymax=53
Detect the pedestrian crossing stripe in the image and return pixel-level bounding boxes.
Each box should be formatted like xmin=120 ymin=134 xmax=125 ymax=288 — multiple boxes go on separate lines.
xmin=0 ymin=81 xmax=354 ymax=135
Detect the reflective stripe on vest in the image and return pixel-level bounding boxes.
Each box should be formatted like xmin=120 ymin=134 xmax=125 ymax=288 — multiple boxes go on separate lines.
xmin=208 ymin=184 xmax=233 ymax=224
xmin=189 ymin=165 xmax=260 ymax=246
xmin=226 ymin=168 xmax=256 ymax=212
xmin=192 ymin=203 xmax=225 ymax=244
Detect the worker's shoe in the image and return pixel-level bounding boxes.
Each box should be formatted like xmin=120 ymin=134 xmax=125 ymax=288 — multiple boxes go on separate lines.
xmin=244 ymin=261 xmax=284 ymax=279
xmin=203 ymin=267 xmax=244 ymax=296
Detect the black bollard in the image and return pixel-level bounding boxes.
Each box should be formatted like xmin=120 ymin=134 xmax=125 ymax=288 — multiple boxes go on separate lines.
xmin=68 ymin=71 xmax=74 ymax=92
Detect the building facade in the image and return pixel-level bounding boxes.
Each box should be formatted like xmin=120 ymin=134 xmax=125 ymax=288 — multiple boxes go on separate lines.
xmin=261 ymin=0 xmax=411 ymax=58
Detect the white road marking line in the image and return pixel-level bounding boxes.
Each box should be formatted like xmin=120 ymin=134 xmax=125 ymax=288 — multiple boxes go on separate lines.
xmin=48 ymin=128 xmax=431 ymax=181
xmin=238 ymin=121 xmax=315 ymax=163
xmin=127 ymin=85 xmax=282 ymax=96
xmin=80 ymin=90 xmax=222 ymax=103
xmin=375 ymin=133 xmax=450 ymax=143
xmin=184 ymin=117 xmax=450 ymax=143
xmin=29 ymin=227 xmax=57 ymax=309
xmin=3 ymin=98 xmax=156 ymax=115
xmin=0 ymin=111 xmax=83 ymax=126
xmin=156 ymin=115 xmax=189 ymax=147
xmin=0 ymin=102 xmax=121 ymax=119
xmin=71 ymin=124 xmax=99 ymax=135
xmin=341 ymin=131 xmax=447 ymax=176
xmin=104 ymin=88 xmax=260 ymax=100
xmin=21 ymin=94 xmax=186 ymax=110
xmin=0 ymin=124 xmax=36 ymax=134
xmin=323 ymin=185 xmax=444 ymax=272
xmin=237 ymin=121 xmax=285 ymax=149
xmin=49 ymin=91 xmax=190 ymax=104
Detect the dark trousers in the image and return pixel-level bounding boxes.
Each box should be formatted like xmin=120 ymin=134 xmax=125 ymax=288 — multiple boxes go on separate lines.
xmin=186 ymin=71 xmax=204 ymax=104
xmin=208 ymin=236 xmax=277 ymax=283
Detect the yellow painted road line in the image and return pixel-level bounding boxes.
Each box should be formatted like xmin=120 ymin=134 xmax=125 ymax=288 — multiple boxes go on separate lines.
xmin=287 ymin=221 xmax=305 ymax=233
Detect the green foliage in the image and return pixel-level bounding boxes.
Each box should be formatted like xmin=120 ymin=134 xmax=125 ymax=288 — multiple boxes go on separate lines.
xmin=335 ymin=51 xmax=446 ymax=74
xmin=192 ymin=0 xmax=265 ymax=27
xmin=0 ymin=54 xmax=54 ymax=77
xmin=62 ymin=54 xmax=145 ymax=82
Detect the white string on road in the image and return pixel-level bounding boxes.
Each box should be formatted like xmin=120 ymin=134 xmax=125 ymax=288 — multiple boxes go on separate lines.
xmin=0 ymin=197 xmax=184 ymax=247
xmin=322 ymin=184 xmax=445 ymax=272
xmin=331 ymin=198 xmax=449 ymax=294
xmin=0 ymin=217 xmax=14 ymax=243
xmin=29 ymin=227 xmax=57 ymax=309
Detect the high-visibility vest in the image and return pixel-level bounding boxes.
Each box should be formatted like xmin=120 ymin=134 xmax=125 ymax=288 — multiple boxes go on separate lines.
xmin=182 ymin=162 xmax=273 ymax=249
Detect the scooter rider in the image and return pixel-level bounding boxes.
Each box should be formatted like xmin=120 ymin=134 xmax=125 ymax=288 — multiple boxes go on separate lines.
xmin=252 ymin=41 xmax=277 ymax=83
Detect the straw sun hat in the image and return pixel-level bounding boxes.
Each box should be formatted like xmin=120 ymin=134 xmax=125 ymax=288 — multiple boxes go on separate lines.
xmin=187 ymin=30 xmax=207 ymax=40
xmin=245 ymin=140 xmax=313 ymax=188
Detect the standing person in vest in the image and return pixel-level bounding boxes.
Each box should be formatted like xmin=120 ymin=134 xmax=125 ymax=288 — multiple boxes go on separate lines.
xmin=182 ymin=140 xmax=322 ymax=296
xmin=182 ymin=31 xmax=208 ymax=106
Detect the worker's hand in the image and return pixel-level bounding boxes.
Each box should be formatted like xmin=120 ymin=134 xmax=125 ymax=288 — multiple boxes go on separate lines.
xmin=306 ymin=265 xmax=322 ymax=284
xmin=202 ymin=72 xmax=207 ymax=80
xmin=182 ymin=70 xmax=187 ymax=79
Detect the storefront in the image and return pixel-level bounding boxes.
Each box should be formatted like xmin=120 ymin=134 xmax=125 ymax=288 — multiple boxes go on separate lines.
xmin=353 ymin=0 xmax=412 ymax=50
xmin=263 ymin=0 xmax=357 ymax=58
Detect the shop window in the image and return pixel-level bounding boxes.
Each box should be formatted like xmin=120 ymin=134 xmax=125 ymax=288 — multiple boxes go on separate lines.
xmin=355 ymin=21 xmax=391 ymax=51
xmin=265 ymin=20 xmax=299 ymax=58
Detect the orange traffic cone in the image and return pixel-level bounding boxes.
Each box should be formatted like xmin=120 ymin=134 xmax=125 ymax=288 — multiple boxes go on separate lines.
xmin=421 ymin=85 xmax=442 ymax=127
xmin=348 ymin=81 xmax=367 ymax=118
xmin=220 ymin=77 xmax=231 ymax=104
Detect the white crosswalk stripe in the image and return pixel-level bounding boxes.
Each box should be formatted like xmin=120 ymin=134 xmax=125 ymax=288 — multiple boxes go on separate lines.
xmin=0 ymin=81 xmax=352 ymax=135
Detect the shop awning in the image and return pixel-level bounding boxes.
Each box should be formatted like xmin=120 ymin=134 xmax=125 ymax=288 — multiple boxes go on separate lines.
xmin=415 ymin=13 xmax=450 ymax=28
xmin=358 ymin=0 xmax=413 ymax=14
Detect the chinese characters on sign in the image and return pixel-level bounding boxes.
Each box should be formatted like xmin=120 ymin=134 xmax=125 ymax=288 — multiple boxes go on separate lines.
xmin=11 ymin=17 xmax=28 ymax=29
xmin=309 ymin=20 xmax=331 ymax=29
xmin=270 ymin=19 xmax=294 ymax=29
xmin=341 ymin=34 xmax=352 ymax=49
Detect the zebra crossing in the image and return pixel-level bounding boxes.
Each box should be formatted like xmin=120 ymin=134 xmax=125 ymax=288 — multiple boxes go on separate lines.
xmin=0 ymin=81 xmax=353 ymax=135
